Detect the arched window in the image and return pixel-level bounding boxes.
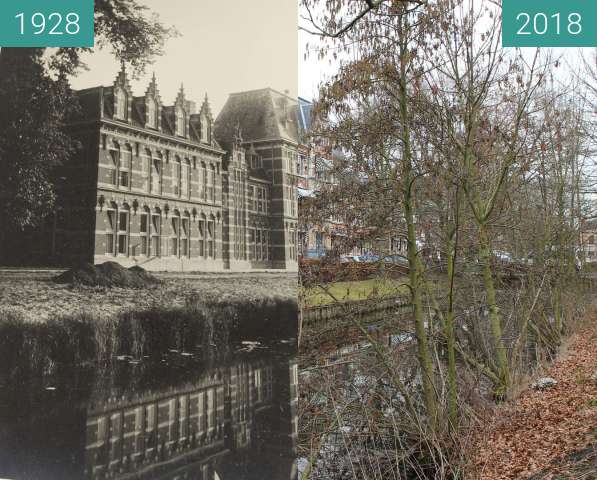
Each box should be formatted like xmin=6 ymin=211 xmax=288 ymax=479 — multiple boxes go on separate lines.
xmin=170 ymin=213 xmax=180 ymax=257
xmin=151 ymin=152 xmax=162 ymax=194
xmin=117 ymin=205 xmax=130 ymax=255
xmin=181 ymin=159 xmax=190 ymax=198
xmin=201 ymin=162 xmax=207 ymax=200
xmin=181 ymin=214 xmax=190 ymax=257
xmin=173 ymin=157 xmax=182 ymax=196
xmin=200 ymin=113 xmax=209 ymax=143
xmin=108 ymin=141 xmax=119 ymax=186
xmin=198 ymin=213 xmax=206 ymax=258
xmin=143 ymin=149 xmax=152 ymax=193
xmin=105 ymin=206 xmax=116 ymax=255
xmin=208 ymin=215 xmax=216 ymax=258
xmin=176 ymin=106 xmax=185 ymax=136
xmin=120 ymin=144 xmax=132 ymax=188
xmin=139 ymin=207 xmax=150 ymax=256
xmin=209 ymin=164 xmax=216 ymax=201
xmin=151 ymin=208 xmax=161 ymax=257
xmin=147 ymin=98 xmax=157 ymax=128
xmin=115 ymin=88 xmax=127 ymax=120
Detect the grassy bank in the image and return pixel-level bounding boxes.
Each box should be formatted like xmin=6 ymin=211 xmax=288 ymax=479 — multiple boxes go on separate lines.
xmin=0 ymin=272 xmax=297 ymax=322
xmin=0 ymin=296 xmax=298 ymax=382
xmin=302 ymin=277 xmax=409 ymax=306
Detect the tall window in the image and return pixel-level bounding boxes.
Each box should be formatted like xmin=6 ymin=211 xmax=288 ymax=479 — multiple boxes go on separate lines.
xmin=106 ymin=210 xmax=116 ymax=254
xmin=109 ymin=146 xmax=119 ymax=186
xmin=200 ymin=114 xmax=208 ymax=143
xmin=248 ymin=186 xmax=255 ymax=211
xmin=120 ymin=145 xmax=132 ymax=188
xmin=173 ymin=158 xmax=182 ymax=196
xmin=209 ymin=165 xmax=216 ymax=201
xmin=151 ymin=153 xmax=162 ymax=194
xmin=207 ymin=216 xmax=215 ymax=258
xmin=201 ymin=163 xmax=207 ymax=200
xmin=171 ymin=216 xmax=179 ymax=256
xmin=256 ymin=230 xmax=262 ymax=261
xmin=151 ymin=213 xmax=161 ymax=257
xmin=117 ymin=210 xmax=128 ymax=255
xmin=115 ymin=88 xmax=127 ymax=120
xmin=140 ymin=212 xmax=149 ymax=255
xmin=249 ymin=228 xmax=255 ymax=260
xmin=289 ymin=229 xmax=296 ymax=260
xmin=143 ymin=149 xmax=152 ymax=193
xmin=176 ymin=106 xmax=185 ymax=136
xmin=181 ymin=216 xmax=190 ymax=257
xmin=198 ymin=215 xmax=206 ymax=258
xmin=147 ymin=99 xmax=157 ymax=128
xmin=181 ymin=160 xmax=190 ymax=198
xmin=257 ymin=188 xmax=264 ymax=213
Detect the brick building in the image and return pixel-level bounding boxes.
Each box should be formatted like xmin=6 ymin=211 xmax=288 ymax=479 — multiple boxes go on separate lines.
xmin=82 ymin=356 xmax=298 ymax=480
xmin=27 ymin=67 xmax=299 ymax=272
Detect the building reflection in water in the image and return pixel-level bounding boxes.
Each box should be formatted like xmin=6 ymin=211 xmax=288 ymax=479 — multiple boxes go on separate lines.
xmin=0 ymin=350 xmax=298 ymax=480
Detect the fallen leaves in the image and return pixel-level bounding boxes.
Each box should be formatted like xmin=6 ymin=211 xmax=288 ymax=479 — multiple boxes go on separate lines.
xmin=468 ymin=322 xmax=597 ymax=479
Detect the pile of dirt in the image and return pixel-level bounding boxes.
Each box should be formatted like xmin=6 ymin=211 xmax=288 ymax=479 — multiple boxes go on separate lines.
xmin=54 ymin=262 xmax=160 ymax=289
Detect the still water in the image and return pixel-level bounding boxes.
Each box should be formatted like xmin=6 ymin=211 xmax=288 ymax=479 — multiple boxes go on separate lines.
xmin=0 ymin=343 xmax=298 ymax=480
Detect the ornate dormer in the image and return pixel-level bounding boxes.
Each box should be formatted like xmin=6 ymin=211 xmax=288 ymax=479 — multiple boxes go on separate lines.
xmin=247 ymin=143 xmax=261 ymax=170
xmin=174 ymin=84 xmax=187 ymax=138
xmin=199 ymin=94 xmax=213 ymax=144
xmin=234 ymin=122 xmax=243 ymax=148
xmin=112 ymin=63 xmax=133 ymax=122
xmin=144 ymin=72 xmax=162 ymax=130
xmin=231 ymin=122 xmax=246 ymax=169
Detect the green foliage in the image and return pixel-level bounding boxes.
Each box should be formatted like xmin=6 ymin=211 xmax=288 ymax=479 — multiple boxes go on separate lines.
xmin=0 ymin=48 xmax=77 ymax=232
xmin=0 ymin=2 xmax=174 ymax=235
xmin=50 ymin=0 xmax=176 ymax=77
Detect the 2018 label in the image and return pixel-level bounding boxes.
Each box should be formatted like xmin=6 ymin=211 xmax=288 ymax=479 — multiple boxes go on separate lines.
xmin=502 ymin=0 xmax=596 ymax=47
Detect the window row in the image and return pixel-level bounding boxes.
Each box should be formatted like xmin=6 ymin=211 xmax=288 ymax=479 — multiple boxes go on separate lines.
xmin=104 ymin=210 xmax=218 ymax=260
xmin=106 ymin=142 xmax=217 ymax=202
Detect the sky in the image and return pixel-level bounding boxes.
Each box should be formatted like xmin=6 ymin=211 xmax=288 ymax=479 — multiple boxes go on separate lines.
xmin=67 ymin=1 xmax=595 ymax=111
xmin=297 ymin=3 xmax=595 ymax=103
xmin=70 ymin=0 xmax=298 ymax=115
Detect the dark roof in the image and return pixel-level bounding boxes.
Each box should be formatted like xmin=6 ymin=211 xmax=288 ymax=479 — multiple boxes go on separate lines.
xmin=214 ymin=88 xmax=300 ymax=152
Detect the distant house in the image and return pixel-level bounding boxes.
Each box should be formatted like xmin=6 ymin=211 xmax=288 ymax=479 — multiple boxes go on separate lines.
xmin=580 ymin=221 xmax=597 ymax=262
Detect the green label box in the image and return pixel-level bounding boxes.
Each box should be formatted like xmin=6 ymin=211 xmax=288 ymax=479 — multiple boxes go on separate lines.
xmin=503 ymin=0 xmax=597 ymax=47
xmin=0 ymin=0 xmax=94 ymax=47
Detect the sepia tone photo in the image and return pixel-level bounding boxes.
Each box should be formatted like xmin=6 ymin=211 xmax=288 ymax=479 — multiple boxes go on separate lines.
xmin=0 ymin=1 xmax=299 ymax=479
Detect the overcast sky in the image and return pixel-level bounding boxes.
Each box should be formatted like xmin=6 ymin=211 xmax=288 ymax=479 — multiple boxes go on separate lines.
xmin=70 ymin=0 xmax=298 ymax=115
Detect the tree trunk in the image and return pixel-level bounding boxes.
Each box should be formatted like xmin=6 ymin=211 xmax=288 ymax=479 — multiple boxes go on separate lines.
xmin=479 ymin=223 xmax=509 ymax=395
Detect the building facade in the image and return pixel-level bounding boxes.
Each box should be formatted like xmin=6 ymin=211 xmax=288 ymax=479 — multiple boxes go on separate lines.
xmin=38 ymin=67 xmax=299 ymax=272
xmin=297 ymin=97 xmax=409 ymax=260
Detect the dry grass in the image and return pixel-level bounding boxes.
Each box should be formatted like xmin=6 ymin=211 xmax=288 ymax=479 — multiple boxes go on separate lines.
xmin=0 ymin=272 xmax=297 ymax=323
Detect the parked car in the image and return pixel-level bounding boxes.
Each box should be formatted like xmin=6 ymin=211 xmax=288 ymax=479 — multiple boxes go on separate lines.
xmin=359 ymin=254 xmax=380 ymax=263
xmin=383 ymin=254 xmax=409 ymax=266
xmin=340 ymin=255 xmax=361 ymax=263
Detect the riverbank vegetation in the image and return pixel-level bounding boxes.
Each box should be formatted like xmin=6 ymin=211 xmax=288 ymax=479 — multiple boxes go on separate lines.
xmin=0 ymin=295 xmax=298 ymax=386
xmin=298 ymin=0 xmax=596 ymax=477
